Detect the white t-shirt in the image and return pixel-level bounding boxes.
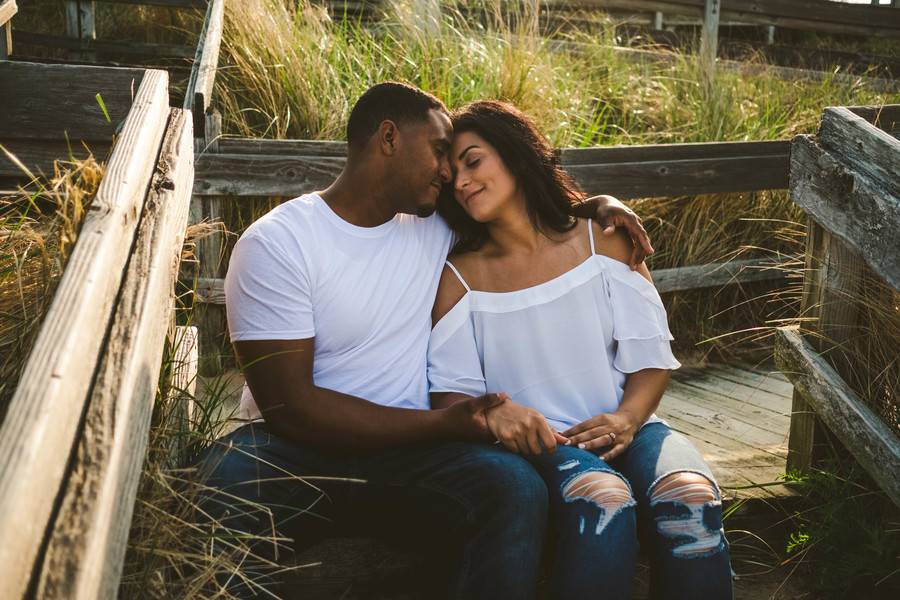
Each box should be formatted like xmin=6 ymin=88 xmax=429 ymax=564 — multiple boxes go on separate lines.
xmin=427 ymin=220 xmax=680 ymax=432
xmin=225 ymin=193 xmax=454 ymax=420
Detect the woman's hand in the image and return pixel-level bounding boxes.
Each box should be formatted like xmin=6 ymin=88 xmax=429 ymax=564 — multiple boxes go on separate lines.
xmin=562 ymin=410 xmax=641 ymax=461
xmin=486 ymin=397 xmax=568 ymax=455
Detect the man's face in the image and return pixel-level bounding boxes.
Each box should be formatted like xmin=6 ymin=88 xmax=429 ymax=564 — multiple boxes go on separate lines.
xmin=392 ymin=109 xmax=453 ymax=217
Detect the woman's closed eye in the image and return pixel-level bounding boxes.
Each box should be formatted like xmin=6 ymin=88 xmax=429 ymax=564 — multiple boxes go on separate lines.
xmin=466 ymin=158 xmax=480 ymax=168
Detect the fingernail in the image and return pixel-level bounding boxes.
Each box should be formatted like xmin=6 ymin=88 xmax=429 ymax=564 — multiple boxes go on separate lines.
xmin=578 ymin=443 xmax=586 ymax=449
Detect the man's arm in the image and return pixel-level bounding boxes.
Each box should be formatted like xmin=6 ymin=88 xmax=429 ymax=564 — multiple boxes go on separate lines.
xmin=571 ymin=194 xmax=654 ymax=269
xmin=235 ymin=338 xmax=503 ymax=451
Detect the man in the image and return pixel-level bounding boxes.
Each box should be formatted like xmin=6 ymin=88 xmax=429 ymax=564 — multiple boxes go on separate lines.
xmin=198 ymin=82 xmax=653 ymax=598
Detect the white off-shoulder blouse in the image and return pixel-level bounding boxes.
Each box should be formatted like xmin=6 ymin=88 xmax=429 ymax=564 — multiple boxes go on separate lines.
xmin=427 ymin=221 xmax=681 ymax=432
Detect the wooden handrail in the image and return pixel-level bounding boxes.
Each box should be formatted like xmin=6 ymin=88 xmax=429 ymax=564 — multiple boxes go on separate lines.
xmin=193 ymin=257 xmax=792 ymax=305
xmin=0 ymin=69 xmax=171 ymax=599
xmin=776 ymin=327 xmax=900 ymax=507
xmin=35 ymin=109 xmax=194 ymax=599
xmin=193 ymin=138 xmax=790 ymax=199
xmin=790 ymin=107 xmax=900 ymax=290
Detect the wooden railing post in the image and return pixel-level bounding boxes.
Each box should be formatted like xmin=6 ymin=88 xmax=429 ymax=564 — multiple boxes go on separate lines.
xmin=700 ymin=0 xmax=720 ymax=87
xmin=65 ymin=0 xmax=95 ymax=61
xmin=786 ymin=222 xmax=863 ymax=473
xmin=191 ymin=110 xmax=227 ymax=375
xmin=0 ymin=0 xmax=15 ymax=59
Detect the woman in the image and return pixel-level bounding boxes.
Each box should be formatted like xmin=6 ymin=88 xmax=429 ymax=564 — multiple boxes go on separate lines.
xmin=427 ymin=101 xmax=732 ymax=599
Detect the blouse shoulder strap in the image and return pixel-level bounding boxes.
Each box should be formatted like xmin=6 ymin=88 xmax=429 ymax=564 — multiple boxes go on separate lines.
xmin=444 ymin=261 xmax=472 ymax=292
xmin=587 ymin=219 xmax=597 ymax=256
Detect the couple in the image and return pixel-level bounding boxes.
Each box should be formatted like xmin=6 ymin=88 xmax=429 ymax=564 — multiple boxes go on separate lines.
xmin=199 ymin=82 xmax=732 ymax=599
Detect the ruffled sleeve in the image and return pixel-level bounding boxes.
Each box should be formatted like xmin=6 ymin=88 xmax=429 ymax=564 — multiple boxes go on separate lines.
xmin=604 ymin=264 xmax=682 ymax=373
xmin=427 ymin=297 xmax=487 ymax=398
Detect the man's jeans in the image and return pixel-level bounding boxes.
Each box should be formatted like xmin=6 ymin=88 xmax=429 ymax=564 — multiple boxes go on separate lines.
xmin=526 ymin=422 xmax=733 ymax=600
xmin=195 ymin=423 xmax=548 ymax=599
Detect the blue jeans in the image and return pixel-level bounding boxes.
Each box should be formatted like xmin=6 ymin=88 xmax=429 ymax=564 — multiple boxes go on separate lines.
xmin=194 ymin=423 xmax=548 ymax=599
xmin=527 ymin=421 xmax=733 ymax=600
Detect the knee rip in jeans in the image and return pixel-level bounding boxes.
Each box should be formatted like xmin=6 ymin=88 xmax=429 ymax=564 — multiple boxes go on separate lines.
xmin=561 ymin=470 xmax=635 ymax=536
xmin=649 ymin=471 xmax=725 ymax=559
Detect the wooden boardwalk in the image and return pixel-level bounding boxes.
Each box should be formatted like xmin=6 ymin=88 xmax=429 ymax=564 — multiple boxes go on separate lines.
xmin=661 ymin=364 xmax=794 ymax=498
xmin=203 ymin=363 xmax=794 ymax=499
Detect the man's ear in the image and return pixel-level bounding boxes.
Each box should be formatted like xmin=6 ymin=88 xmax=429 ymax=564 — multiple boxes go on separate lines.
xmin=378 ymin=120 xmax=398 ymax=156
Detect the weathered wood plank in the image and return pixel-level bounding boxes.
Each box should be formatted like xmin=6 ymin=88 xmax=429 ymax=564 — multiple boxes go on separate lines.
xmin=847 ymin=104 xmax=900 ymax=137
xmin=194 ymin=257 xmax=789 ymax=305
xmin=652 ymin=258 xmax=789 ymax=293
xmin=65 ymin=0 xmax=96 ymax=62
xmin=0 ymin=61 xmax=145 ymax=142
xmin=0 ymin=0 xmax=16 ymax=27
xmin=790 ymin=134 xmax=899 ymax=290
xmin=786 ymin=221 xmax=827 ymax=473
xmin=0 ymin=139 xmax=113 ymax=179
xmin=192 ymin=111 xmax=228 ymax=374
xmin=776 ymin=327 xmax=900 ymax=507
xmin=700 ymin=0 xmax=720 ymax=83
xmin=14 ymin=30 xmax=196 ymax=59
xmin=193 ymin=141 xmax=789 ymax=198
xmin=36 ymin=108 xmax=194 ymax=600
xmin=218 ymin=137 xmax=348 ymax=157
xmin=559 ymin=140 xmax=790 ymax=165
xmin=218 ymin=137 xmax=789 ymax=163
xmin=0 ymin=69 xmax=170 ymax=599
xmin=663 ymin=381 xmax=790 ymax=444
xmin=818 ymin=107 xmax=900 ymax=202
xmin=170 ymin=325 xmax=199 ymax=423
xmin=667 ymin=374 xmax=792 ymax=432
xmin=193 ymin=153 xmax=345 ymax=196
xmin=94 ymin=0 xmax=205 ymax=7
xmin=184 ymin=0 xmax=223 ymax=136
xmin=703 ymin=364 xmax=794 ymax=400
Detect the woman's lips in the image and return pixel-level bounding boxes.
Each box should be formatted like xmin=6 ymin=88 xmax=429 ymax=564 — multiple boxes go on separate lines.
xmin=464 ymin=188 xmax=484 ymax=205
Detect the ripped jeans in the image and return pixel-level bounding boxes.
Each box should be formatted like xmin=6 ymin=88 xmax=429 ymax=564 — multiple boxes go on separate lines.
xmin=526 ymin=421 xmax=733 ymax=600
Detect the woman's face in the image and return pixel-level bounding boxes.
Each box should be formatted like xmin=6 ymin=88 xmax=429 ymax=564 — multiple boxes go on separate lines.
xmin=450 ymin=131 xmax=519 ymax=223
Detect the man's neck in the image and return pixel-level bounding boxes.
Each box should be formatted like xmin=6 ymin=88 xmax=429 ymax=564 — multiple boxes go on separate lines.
xmin=320 ymin=163 xmax=397 ymax=228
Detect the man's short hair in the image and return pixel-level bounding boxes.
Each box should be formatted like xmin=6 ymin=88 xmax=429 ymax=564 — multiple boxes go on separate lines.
xmin=347 ymin=82 xmax=447 ymax=151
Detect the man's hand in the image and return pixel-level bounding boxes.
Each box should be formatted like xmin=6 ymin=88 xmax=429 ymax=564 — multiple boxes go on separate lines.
xmin=562 ymin=410 xmax=640 ymax=462
xmin=443 ymin=392 xmax=510 ymax=442
xmin=571 ymin=194 xmax=653 ymax=270
xmin=485 ymin=397 xmax=568 ymax=455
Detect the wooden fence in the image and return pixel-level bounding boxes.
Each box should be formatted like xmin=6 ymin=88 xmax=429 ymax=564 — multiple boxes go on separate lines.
xmin=0 ymin=61 xmax=195 ymax=597
xmin=12 ymin=0 xmax=205 ymax=63
xmin=542 ymin=0 xmax=900 ymax=37
xmin=775 ymin=105 xmax=900 ymax=507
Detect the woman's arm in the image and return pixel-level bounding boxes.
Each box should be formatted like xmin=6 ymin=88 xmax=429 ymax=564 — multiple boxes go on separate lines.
xmin=562 ymin=226 xmax=674 ymax=459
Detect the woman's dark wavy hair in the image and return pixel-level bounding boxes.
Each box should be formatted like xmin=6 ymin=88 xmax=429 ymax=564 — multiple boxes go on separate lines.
xmin=438 ymin=101 xmax=586 ymax=253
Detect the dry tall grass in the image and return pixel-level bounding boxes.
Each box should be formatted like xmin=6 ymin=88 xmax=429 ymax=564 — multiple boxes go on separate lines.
xmin=0 ymin=152 xmax=104 ymax=417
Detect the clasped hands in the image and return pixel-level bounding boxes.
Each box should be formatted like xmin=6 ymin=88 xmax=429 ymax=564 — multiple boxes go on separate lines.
xmin=486 ymin=393 xmax=638 ymax=462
